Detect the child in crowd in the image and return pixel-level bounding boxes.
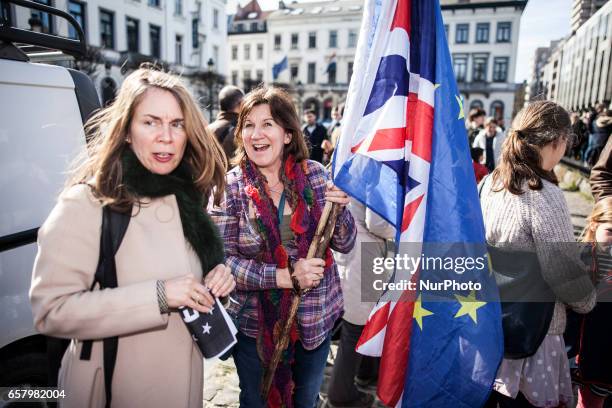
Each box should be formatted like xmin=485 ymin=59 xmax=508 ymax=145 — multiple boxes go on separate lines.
xmin=471 ymin=147 xmax=488 ymax=184
xmin=575 ymin=197 xmax=612 ymax=408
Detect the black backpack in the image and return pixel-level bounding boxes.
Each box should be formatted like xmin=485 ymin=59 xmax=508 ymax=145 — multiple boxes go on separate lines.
xmin=46 ymin=206 xmax=130 ymax=408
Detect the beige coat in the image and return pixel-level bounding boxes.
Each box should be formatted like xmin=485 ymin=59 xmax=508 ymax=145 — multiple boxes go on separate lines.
xmin=30 ymin=184 xmax=205 ymax=408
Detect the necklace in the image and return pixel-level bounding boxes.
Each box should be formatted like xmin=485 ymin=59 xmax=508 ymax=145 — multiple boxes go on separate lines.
xmin=266 ymin=178 xmax=283 ymax=193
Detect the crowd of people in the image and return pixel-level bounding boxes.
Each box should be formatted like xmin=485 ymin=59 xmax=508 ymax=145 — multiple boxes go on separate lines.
xmin=28 ymin=67 xmax=611 ymax=408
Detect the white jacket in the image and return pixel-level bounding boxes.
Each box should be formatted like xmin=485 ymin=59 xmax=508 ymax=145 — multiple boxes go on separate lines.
xmin=472 ymin=129 xmax=506 ymax=168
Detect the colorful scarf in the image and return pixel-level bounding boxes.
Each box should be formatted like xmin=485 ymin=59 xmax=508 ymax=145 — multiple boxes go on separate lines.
xmin=241 ymin=156 xmax=332 ymax=407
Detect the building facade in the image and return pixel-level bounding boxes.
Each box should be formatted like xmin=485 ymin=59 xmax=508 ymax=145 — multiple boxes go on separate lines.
xmin=541 ymin=0 xmax=611 ymax=111
xmin=571 ymin=0 xmax=608 ymax=33
xmin=8 ymin=0 xmax=228 ymax=112
xmin=441 ymin=0 xmax=527 ymax=125
xmin=227 ymin=0 xmax=526 ymax=124
xmin=227 ymin=0 xmax=270 ymax=92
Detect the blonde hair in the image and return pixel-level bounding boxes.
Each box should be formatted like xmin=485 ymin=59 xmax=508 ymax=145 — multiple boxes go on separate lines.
xmin=582 ymin=197 xmax=612 ymax=242
xmin=67 ymin=67 xmax=227 ymax=211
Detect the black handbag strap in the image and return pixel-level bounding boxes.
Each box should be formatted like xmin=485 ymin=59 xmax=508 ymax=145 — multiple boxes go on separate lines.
xmin=79 ymin=206 xmax=130 ymax=408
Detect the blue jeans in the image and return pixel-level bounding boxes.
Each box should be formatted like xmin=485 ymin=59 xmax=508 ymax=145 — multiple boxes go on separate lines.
xmin=232 ymin=331 xmax=331 ymax=408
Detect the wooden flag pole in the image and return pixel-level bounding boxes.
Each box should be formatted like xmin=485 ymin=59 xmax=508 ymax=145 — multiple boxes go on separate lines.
xmin=261 ymin=201 xmax=342 ymax=400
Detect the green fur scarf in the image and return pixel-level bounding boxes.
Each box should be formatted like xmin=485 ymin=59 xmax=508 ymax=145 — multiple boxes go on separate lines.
xmin=121 ymin=148 xmax=224 ymax=275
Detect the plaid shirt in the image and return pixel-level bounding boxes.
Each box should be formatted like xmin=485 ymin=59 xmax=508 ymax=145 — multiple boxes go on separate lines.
xmin=209 ymin=160 xmax=356 ymax=350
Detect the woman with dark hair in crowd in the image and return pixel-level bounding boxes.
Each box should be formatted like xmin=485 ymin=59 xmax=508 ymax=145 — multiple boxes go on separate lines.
xmin=480 ymin=101 xmax=596 ymax=407
xmin=210 ymin=86 xmax=356 ymax=407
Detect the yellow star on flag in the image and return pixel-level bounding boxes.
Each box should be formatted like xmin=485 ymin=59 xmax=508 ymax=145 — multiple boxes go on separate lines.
xmin=434 ymin=83 xmax=441 ymax=90
xmin=455 ymin=95 xmax=465 ymax=120
xmin=454 ymin=290 xmax=486 ymax=324
xmin=413 ymin=294 xmax=433 ymax=330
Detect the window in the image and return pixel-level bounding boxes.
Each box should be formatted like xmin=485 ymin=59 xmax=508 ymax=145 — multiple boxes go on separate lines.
xmin=148 ymin=0 xmax=160 ymax=7
xmin=493 ymin=57 xmax=509 ymax=82
xmin=291 ymin=33 xmax=298 ymax=49
xmin=496 ymin=22 xmax=511 ymax=43
xmin=308 ymin=31 xmax=316 ymax=48
xmin=469 ymin=99 xmax=484 ymax=110
xmin=455 ymin=24 xmax=469 ymax=44
xmin=99 ymin=9 xmax=114 ymax=49
xmin=175 ymin=34 xmax=183 ymax=64
xmin=475 ymin=23 xmax=489 ymax=43
xmin=444 ymin=24 xmax=449 ymax=39
xmin=32 ymin=0 xmax=53 ymax=34
xmin=329 ymin=30 xmax=337 ymax=48
xmin=213 ymin=9 xmax=219 ymax=29
xmin=308 ymin=62 xmax=316 ymax=84
xmin=490 ymin=101 xmax=504 ymax=122
xmin=126 ymin=17 xmax=139 ymax=53
xmin=149 ymin=24 xmax=161 ymax=58
xmin=232 ymin=71 xmax=238 ymax=86
xmin=250 ymin=22 xmax=258 ymax=31
xmin=192 ymin=18 xmax=199 ymax=48
xmin=244 ymin=44 xmax=250 ymax=60
xmin=232 ymin=45 xmax=238 ymax=60
xmin=257 ymin=43 xmax=263 ymax=59
xmin=243 ymin=70 xmax=251 ymax=80
xmin=274 ymin=34 xmax=281 ymax=50
xmin=290 ymin=64 xmax=299 ymax=81
xmin=348 ymin=29 xmax=357 ymax=47
xmin=348 ymin=61 xmax=354 ymax=83
xmin=67 ymin=1 xmax=85 ymax=40
xmin=174 ymin=0 xmax=183 ymax=16
xmin=472 ymin=55 xmax=488 ymax=82
xmin=256 ymin=70 xmax=263 ymax=82
xmin=328 ymin=63 xmax=336 ymax=84
xmin=452 ymin=55 xmax=467 ymax=82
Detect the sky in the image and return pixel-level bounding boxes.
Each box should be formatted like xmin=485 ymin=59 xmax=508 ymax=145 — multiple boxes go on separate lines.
xmin=226 ymin=0 xmax=575 ymax=83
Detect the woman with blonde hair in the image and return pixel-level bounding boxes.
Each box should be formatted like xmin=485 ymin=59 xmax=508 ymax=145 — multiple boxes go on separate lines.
xmin=30 ymin=67 xmax=235 ymax=407
xmin=480 ymin=100 xmax=596 ymax=407
xmin=573 ymin=197 xmax=612 ymax=408
xmin=211 ymin=86 xmax=355 ymax=407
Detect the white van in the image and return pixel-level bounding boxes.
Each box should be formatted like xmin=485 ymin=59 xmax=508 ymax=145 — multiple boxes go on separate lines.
xmin=0 ymin=0 xmax=99 ymax=387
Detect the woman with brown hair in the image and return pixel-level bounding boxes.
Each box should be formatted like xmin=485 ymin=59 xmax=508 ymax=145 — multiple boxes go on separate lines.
xmin=210 ymin=86 xmax=356 ymax=407
xmin=480 ymin=100 xmax=596 ymax=407
xmin=30 ymin=68 xmax=235 ymax=407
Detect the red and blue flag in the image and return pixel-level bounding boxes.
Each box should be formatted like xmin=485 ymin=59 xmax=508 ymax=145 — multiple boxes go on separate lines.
xmin=332 ymin=0 xmax=503 ymax=406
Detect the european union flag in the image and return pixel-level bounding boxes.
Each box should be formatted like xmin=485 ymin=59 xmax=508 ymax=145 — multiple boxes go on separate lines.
xmin=272 ymin=56 xmax=288 ymax=80
xmin=333 ymin=0 xmax=503 ymax=406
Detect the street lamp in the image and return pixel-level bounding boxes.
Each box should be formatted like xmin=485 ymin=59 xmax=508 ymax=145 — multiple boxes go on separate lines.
xmin=207 ymin=58 xmax=215 ymax=121
xmin=296 ymin=80 xmax=304 ymax=113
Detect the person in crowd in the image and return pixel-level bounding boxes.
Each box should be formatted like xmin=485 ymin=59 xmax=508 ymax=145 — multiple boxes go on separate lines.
xmin=480 ymin=101 xmax=596 ymax=408
xmin=573 ymin=197 xmax=612 ymax=408
xmin=585 ymin=104 xmax=612 ymax=166
xmin=326 ymin=198 xmax=394 ymax=408
xmin=302 ymin=109 xmax=329 ymax=163
xmin=29 ymin=68 xmax=236 ymax=407
xmin=467 ymin=107 xmax=486 ymax=145
xmin=471 ymin=147 xmax=489 ymax=184
xmin=322 ymin=104 xmax=345 ymax=166
xmin=208 ymin=85 xmax=245 ymax=163
xmin=569 ymin=112 xmax=588 ymax=160
xmin=590 ymin=136 xmax=612 ymax=201
xmin=473 ymin=117 xmax=506 ymax=172
xmin=210 ymin=87 xmax=356 ymax=408
xmin=327 ymin=104 xmax=344 ymax=138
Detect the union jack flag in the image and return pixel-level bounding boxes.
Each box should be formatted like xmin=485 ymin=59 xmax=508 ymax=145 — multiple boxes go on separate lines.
xmin=332 ymin=0 xmax=503 ymax=406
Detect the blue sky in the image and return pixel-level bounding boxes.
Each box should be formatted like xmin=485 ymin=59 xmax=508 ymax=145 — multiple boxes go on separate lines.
xmin=226 ymin=0 xmax=574 ymax=83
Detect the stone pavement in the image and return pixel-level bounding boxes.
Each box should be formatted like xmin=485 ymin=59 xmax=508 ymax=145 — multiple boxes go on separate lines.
xmin=202 ymin=189 xmax=594 ymax=408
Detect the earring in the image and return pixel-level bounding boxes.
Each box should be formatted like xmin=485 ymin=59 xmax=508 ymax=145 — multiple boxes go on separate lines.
xmin=125 ymin=138 xmax=130 ymax=143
